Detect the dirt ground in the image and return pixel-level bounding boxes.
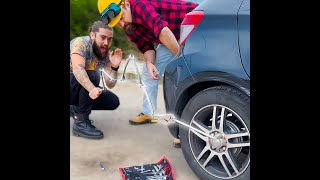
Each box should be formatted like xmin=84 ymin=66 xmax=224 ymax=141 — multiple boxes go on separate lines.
xmin=70 ymin=79 xmax=200 ymax=180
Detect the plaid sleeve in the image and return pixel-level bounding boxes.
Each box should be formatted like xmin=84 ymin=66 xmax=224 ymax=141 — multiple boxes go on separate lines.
xmin=133 ymin=1 xmax=168 ymax=39
xmin=70 ymin=38 xmax=86 ymax=58
xmin=128 ymin=34 xmax=155 ymax=54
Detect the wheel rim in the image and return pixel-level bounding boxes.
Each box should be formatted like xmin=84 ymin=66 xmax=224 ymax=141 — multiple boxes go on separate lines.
xmin=188 ymin=104 xmax=250 ymax=179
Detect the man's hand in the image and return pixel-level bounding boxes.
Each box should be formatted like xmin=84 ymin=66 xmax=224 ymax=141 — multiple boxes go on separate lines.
xmin=146 ymin=62 xmax=159 ymax=80
xmin=89 ymin=87 xmax=103 ymax=100
xmin=109 ymin=48 xmax=123 ymax=68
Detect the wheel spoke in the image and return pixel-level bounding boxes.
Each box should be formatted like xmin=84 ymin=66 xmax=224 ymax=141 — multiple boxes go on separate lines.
xmin=197 ymin=145 xmax=210 ymax=161
xmin=218 ymin=154 xmax=232 ymax=177
xmin=192 ymin=120 xmax=210 ymax=133
xmin=190 ymin=128 xmax=208 ymax=142
xmin=224 ymin=151 xmax=239 ymax=175
xmin=228 ymin=142 xmax=250 ymax=148
xmin=211 ymin=106 xmax=217 ymax=130
xmin=202 ymin=151 xmax=216 ymax=167
xmin=218 ymin=107 xmax=226 ymax=131
xmin=225 ymin=132 xmax=250 ymax=140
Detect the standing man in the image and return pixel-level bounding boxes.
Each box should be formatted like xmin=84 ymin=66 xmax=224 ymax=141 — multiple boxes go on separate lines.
xmin=70 ymin=20 xmax=122 ymax=139
xmin=97 ymin=0 xmax=197 ymax=126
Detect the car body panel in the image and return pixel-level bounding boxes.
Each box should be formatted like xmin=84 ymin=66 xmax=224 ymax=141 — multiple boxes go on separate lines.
xmin=188 ymin=0 xmax=248 ymax=80
xmin=238 ymin=0 xmax=250 ymax=77
xmin=164 ymin=0 xmax=250 ymax=117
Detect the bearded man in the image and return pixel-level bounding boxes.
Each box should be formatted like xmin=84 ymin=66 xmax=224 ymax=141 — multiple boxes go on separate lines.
xmin=70 ymin=20 xmax=122 ymax=140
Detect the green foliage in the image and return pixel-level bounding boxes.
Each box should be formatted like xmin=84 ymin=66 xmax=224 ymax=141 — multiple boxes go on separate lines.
xmin=70 ymin=0 xmax=142 ymax=59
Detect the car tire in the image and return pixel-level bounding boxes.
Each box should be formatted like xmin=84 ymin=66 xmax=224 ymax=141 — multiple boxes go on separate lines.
xmin=180 ymin=85 xmax=250 ymax=180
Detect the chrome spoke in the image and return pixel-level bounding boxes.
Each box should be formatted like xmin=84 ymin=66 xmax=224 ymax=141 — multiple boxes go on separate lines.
xmin=190 ymin=129 xmax=208 ymax=142
xmin=193 ymin=120 xmax=210 ymax=133
xmin=228 ymin=142 xmax=250 ymax=149
xmin=218 ymin=107 xmax=226 ymax=131
xmin=225 ymin=132 xmax=250 ymax=140
xmin=211 ymin=106 xmax=217 ymax=130
xmin=218 ymin=154 xmax=232 ymax=177
xmin=197 ymin=145 xmax=210 ymax=161
xmin=202 ymin=152 xmax=216 ymax=167
xmin=224 ymin=151 xmax=239 ymax=175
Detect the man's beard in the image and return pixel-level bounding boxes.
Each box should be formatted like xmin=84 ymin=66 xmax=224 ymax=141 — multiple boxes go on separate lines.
xmin=92 ymin=40 xmax=108 ymax=60
xmin=124 ymin=23 xmax=136 ymax=35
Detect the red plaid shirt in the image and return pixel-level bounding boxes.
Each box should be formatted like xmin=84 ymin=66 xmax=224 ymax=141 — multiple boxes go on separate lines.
xmin=127 ymin=0 xmax=197 ymax=54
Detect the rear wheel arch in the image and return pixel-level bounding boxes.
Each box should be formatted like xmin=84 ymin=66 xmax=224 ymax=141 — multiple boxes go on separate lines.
xmin=175 ymin=80 xmax=249 ymax=119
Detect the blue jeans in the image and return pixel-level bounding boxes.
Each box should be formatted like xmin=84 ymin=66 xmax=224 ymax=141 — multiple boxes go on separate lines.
xmin=141 ymin=44 xmax=174 ymax=116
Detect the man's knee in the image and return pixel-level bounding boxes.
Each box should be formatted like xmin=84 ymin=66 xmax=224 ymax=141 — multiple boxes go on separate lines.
xmin=110 ymin=96 xmax=120 ymax=110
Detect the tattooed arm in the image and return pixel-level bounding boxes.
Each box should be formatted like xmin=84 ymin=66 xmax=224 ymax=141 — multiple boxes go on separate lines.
xmin=71 ymin=54 xmax=102 ymax=99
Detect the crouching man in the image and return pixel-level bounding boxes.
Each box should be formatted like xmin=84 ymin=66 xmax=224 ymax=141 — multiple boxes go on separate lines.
xmin=70 ymin=20 xmax=122 ymax=139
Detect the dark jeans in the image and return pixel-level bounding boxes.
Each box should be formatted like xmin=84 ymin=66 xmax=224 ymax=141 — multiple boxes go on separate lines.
xmin=70 ymin=70 xmax=120 ymax=115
